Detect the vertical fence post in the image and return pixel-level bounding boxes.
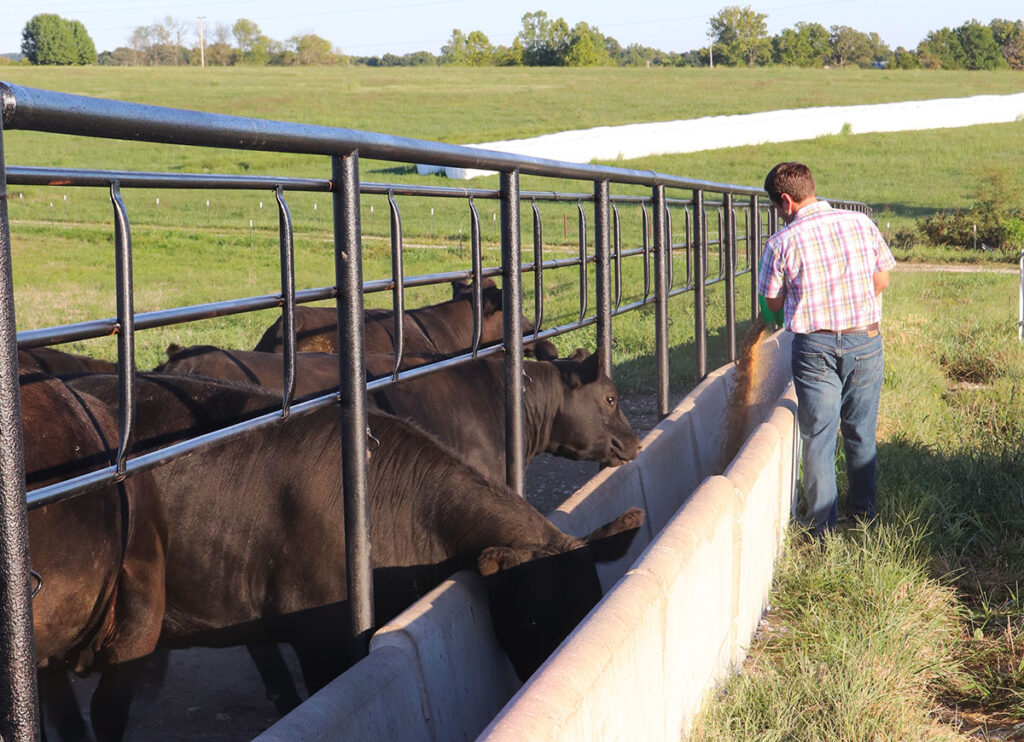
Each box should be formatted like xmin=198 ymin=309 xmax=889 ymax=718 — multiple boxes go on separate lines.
xmin=274 ymin=186 xmax=297 ymax=414
xmin=500 ymin=169 xmax=526 ymax=496
xmin=594 ymin=180 xmax=613 ymax=378
xmin=109 ymin=182 xmax=138 ymax=473
xmin=332 ymin=151 xmax=373 ymax=657
xmin=750 ymin=195 xmax=761 ymax=323
xmin=723 ymin=192 xmax=736 ymax=362
xmin=0 ymin=118 xmax=39 ymax=742
xmin=653 ymin=185 xmax=670 ymax=419
xmin=693 ymin=189 xmax=707 ymax=380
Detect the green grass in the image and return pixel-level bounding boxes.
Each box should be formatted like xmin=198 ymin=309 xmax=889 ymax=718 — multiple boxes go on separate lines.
xmin=2 ymin=66 xmax=1023 ymax=243
xmin=694 ymin=269 xmax=1024 ymax=739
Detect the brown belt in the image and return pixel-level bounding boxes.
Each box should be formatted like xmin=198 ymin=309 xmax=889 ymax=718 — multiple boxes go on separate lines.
xmin=811 ymin=322 xmax=879 ymax=336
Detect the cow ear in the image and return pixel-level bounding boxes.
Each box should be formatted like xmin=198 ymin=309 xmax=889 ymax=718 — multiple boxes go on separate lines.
xmin=478 ymin=545 xmax=532 ymax=576
xmin=528 ymin=339 xmax=559 ymax=361
xmin=451 ymin=280 xmax=471 ymax=299
xmin=165 ymin=343 xmax=183 ymax=360
xmin=583 ymin=507 xmax=645 ymax=562
xmin=481 ymin=285 xmax=503 ymax=316
xmin=566 ymin=347 xmax=590 ymax=362
xmin=577 ymin=348 xmax=602 ymax=385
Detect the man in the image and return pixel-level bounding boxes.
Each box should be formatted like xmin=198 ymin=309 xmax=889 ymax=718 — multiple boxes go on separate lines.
xmin=756 ymin=162 xmax=896 ymax=537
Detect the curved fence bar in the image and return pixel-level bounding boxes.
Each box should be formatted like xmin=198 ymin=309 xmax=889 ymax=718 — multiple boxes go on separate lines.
xmin=0 ymin=81 xmax=871 ymax=741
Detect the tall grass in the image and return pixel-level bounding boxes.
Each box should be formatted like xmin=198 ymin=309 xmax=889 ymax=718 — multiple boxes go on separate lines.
xmin=694 ymin=269 xmax=1024 ymax=738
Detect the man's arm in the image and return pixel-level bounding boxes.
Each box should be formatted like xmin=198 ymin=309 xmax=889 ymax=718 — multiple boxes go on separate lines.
xmin=764 ymin=293 xmax=785 ymax=312
xmin=873 ymin=270 xmax=890 ymax=295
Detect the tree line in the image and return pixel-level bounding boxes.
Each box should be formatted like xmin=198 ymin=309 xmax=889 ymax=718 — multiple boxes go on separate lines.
xmin=14 ymin=7 xmax=1024 ymax=70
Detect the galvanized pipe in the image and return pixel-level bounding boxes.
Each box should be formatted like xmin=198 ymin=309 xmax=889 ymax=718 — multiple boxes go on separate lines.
xmin=750 ymin=196 xmax=761 ymax=322
xmin=694 ymin=189 xmax=707 ymax=380
xmin=577 ymin=200 xmax=588 ymax=326
xmin=641 ymin=203 xmax=651 ymax=302
xmin=531 ymin=199 xmax=544 ymax=346
xmin=723 ymin=193 xmax=736 ymax=362
xmin=469 ymin=197 xmax=483 ymax=356
xmin=110 ymin=183 xmax=138 ymax=475
xmin=387 ymin=190 xmax=406 ymax=377
xmin=331 ymin=152 xmax=373 ymax=657
xmin=652 ymin=185 xmax=670 ymax=419
xmin=274 ymin=186 xmax=297 ymax=416
xmin=594 ymin=180 xmax=613 ymax=378
xmin=500 ymin=170 xmax=526 ymax=496
xmin=612 ymin=203 xmax=623 ymax=311
xmin=0 ymin=118 xmax=38 ymax=742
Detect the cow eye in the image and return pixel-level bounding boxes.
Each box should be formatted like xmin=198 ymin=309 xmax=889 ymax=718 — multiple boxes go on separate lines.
xmin=605 ymin=395 xmax=616 ymax=407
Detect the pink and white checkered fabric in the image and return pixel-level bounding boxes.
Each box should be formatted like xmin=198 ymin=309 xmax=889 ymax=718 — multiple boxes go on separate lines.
xmin=757 ymin=200 xmax=896 ymax=334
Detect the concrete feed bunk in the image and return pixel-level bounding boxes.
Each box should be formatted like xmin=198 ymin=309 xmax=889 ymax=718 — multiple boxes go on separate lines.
xmin=257 ymin=330 xmax=797 ymax=741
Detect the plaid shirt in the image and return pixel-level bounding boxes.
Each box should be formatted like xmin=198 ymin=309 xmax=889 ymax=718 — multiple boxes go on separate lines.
xmin=757 ymin=200 xmax=896 ymax=334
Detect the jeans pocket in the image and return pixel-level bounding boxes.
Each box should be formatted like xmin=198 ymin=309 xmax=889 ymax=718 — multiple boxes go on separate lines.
xmin=793 ymin=349 xmax=829 ymax=383
xmin=851 ymin=345 xmax=883 ymax=388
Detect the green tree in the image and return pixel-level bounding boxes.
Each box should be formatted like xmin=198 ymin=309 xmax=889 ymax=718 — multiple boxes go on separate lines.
xmin=233 ymin=18 xmax=272 ymax=64
xmin=892 ymin=46 xmax=921 ymax=69
xmin=69 ymin=20 xmax=96 ymax=64
xmin=709 ymin=5 xmax=771 ymax=66
xmin=917 ymin=27 xmax=966 ymax=69
xmin=442 ymin=29 xmax=494 ymax=65
xmin=828 ymin=25 xmax=886 ymax=67
xmin=989 ymin=18 xmax=1024 ymax=67
xmin=565 ymin=22 xmax=611 ymax=66
xmin=21 ymin=14 xmax=94 ymax=65
xmin=516 ymin=11 xmax=571 ymax=65
xmin=288 ymin=34 xmax=336 ymax=65
xmin=955 ymin=19 xmax=1007 ymax=69
xmin=772 ymin=22 xmax=829 ymax=66
xmin=495 ymin=38 xmax=525 ymax=66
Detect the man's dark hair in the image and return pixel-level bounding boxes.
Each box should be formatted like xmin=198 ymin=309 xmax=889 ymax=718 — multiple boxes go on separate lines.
xmin=764 ymin=162 xmax=816 ymax=205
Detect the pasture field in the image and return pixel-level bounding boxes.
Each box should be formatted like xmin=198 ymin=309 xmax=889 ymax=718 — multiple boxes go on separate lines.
xmin=0 ymin=65 xmax=1022 ymax=240
xmin=695 ymin=268 xmax=1024 ymax=739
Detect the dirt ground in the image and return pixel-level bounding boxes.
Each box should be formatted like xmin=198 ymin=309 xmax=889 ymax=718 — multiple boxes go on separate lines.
xmin=56 ymin=392 xmax=663 ymax=741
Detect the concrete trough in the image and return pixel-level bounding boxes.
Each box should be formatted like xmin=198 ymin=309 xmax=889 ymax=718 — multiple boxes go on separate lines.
xmin=256 ymin=330 xmax=797 ymax=742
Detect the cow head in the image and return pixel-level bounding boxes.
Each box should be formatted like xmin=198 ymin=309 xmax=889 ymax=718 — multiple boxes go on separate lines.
xmin=478 ymin=507 xmax=644 ymax=680
xmin=547 ymin=348 xmax=641 ymax=467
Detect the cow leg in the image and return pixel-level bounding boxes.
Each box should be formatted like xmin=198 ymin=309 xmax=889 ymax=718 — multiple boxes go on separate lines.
xmin=38 ymin=664 xmax=89 ymax=742
xmin=90 ymin=657 xmax=146 ymax=742
xmin=290 ymin=635 xmax=350 ymax=696
xmin=246 ymin=643 xmax=303 ymax=715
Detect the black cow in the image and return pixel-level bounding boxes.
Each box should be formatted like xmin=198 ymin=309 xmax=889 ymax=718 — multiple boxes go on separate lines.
xmin=19 ymin=346 xmax=116 ymax=375
xmin=18 ymin=369 xmax=166 ymax=742
xmin=155 ymin=344 xmax=640 ymax=485
xmin=253 ymin=278 xmax=558 ymax=362
xmin=63 ymin=372 xmax=643 ymax=739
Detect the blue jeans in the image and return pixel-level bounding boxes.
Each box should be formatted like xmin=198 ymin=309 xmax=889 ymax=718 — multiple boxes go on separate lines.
xmin=791 ymin=330 xmax=884 ymax=535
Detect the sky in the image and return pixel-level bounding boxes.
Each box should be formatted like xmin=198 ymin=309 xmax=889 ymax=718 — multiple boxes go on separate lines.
xmin=2 ymin=0 xmax=1022 ymax=58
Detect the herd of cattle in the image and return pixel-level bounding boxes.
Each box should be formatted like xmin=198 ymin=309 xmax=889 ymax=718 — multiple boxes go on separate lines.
xmin=16 ymin=278 xmax=645 ymax=741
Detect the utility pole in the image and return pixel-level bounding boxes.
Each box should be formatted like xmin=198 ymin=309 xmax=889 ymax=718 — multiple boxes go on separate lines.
xmin=198 ymin=15 xmax=206 ymax=68
xmin=708 ymin=31 xmax=713 ymax=68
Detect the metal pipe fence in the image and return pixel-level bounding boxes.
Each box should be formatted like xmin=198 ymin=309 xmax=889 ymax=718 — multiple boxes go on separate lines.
xmin=0 ymin=82 xmax=870 ymax=740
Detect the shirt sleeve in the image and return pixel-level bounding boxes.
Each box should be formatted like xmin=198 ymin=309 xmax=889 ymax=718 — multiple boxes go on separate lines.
xmin=870 ymin=222 xmax=897 ymax=272
xmin=757 ymin=242 xmax=785 ymax=299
